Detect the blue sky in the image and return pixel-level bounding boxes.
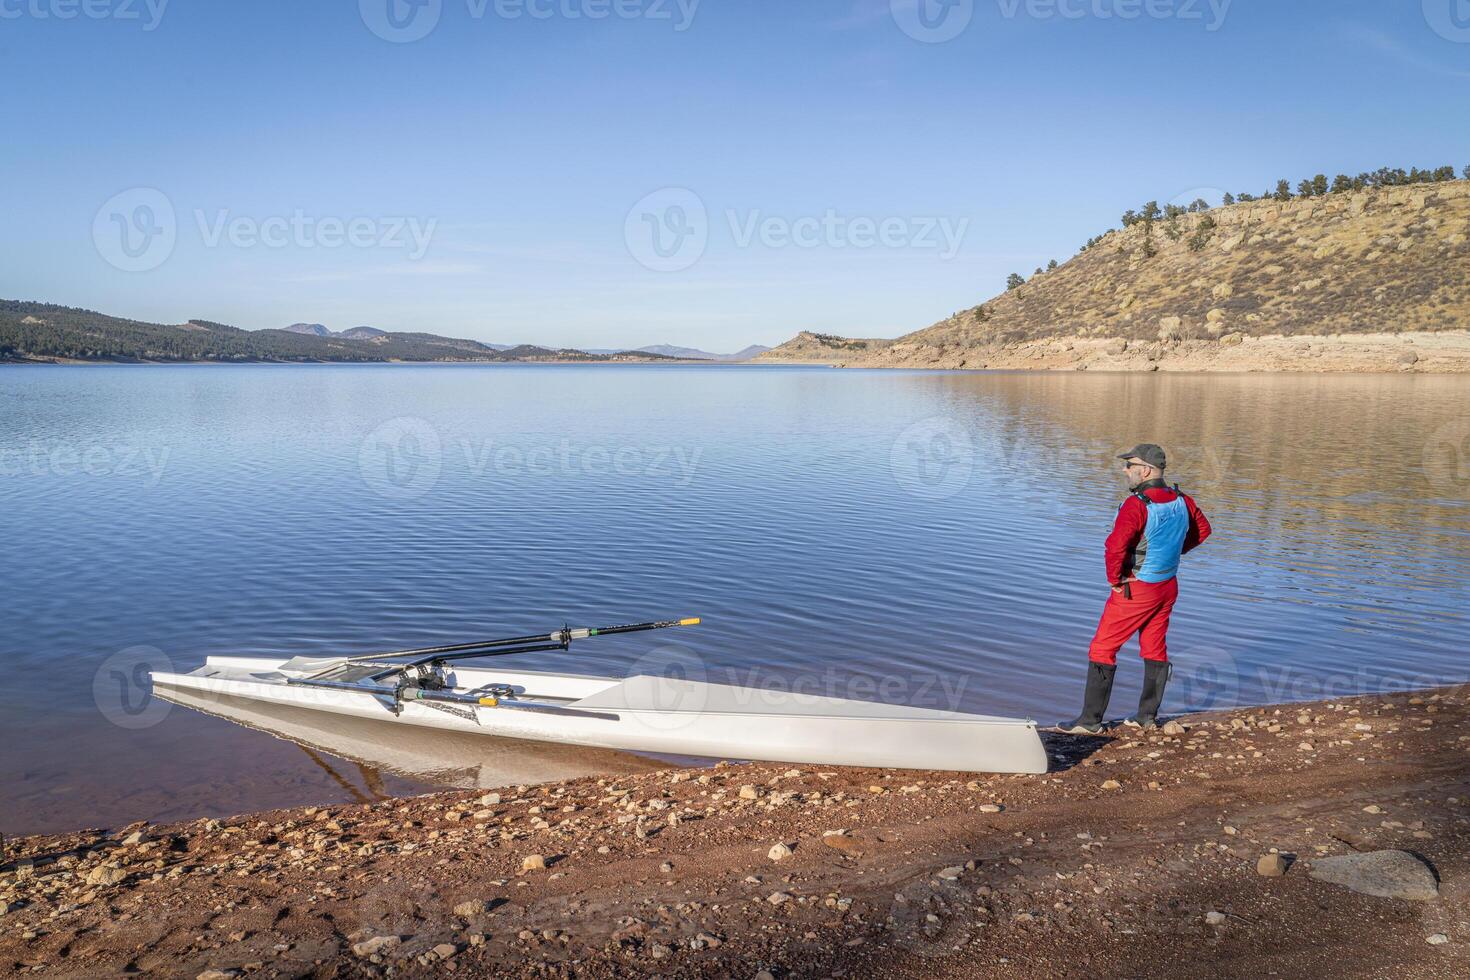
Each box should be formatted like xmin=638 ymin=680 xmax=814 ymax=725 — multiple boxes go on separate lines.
xmin=2 ymin=0 xmax=1467 ymax=350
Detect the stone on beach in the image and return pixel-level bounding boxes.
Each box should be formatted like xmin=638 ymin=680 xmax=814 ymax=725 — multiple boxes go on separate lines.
xmin=351 ymin=935 xmax=401 ymax=958
xmin=84 ymin=866 xmax=127 ymax=887
xmin=453 ymin=899 xmax=494 ymax=918
xmin=767 ymin=843 xmax=793 ymax=862
xmin=1256 ymin=853 xmax=1290 ymax=877
xmin=521 ymin=854 xmax=547 ymax=871
xmin=1308 ymin=850 xmax=1439 ymax=901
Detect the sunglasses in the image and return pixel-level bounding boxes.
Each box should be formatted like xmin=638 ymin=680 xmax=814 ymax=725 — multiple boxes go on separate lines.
xmin=1122 ymin=460 xmax=1147 ymax=469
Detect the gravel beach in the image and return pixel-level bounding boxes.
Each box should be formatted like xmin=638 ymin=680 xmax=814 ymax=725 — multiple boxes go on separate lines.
xmin=3 ymin=687 xmax=1466 ymax=978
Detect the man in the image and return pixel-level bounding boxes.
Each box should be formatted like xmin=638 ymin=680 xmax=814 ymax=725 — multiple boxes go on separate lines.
xmin=1061 ymin=444 xmax=1212 ymax=734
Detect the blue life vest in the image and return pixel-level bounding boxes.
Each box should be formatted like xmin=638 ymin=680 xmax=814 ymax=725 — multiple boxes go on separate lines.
xmin=1132 ymin=487 xmax=1190 ymax=583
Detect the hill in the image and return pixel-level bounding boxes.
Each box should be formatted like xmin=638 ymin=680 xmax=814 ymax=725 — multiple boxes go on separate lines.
xmin=634 ymin=344 xmax=772 ymax=361
xmin=0 ymin=301 xmax=680 ymax=364
xmin=761 ymin=181 xmax=1470 ymax=373
xmin=283 ymin=322 xmax=332 ymax=337
xmin=723 ymin=344 xmax=773 ymax=361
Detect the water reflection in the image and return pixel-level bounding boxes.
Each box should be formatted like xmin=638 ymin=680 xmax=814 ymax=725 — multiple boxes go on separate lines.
xmin=875 ymin=370 xmax=1470 ymax=708
xmin=156 ymin=688 xmax=668 ymax=793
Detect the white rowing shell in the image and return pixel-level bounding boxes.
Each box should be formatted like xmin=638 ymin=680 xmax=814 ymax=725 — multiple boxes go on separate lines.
xmin=151 ymin=657 xmax=1049 ymax=775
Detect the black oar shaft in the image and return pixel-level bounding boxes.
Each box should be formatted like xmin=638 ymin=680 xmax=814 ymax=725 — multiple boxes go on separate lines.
xmin=372 ymin=632 xmax=563 ymax=660
xmin=368 ymin=618 xmax=700 ymax=666
xmin=376 ymin=641 xmax=570 ymax=678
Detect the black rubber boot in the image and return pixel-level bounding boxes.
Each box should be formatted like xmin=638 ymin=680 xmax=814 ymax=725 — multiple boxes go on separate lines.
xmin=1124 ymin=660 xmax=1173 ymax=729
xmin=1059 ymin=662 xmax=1116 ymax=734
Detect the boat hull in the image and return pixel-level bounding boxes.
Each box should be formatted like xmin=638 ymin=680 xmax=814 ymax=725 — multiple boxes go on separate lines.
xmin=151 ymin=657 xmax=1049 ymax=774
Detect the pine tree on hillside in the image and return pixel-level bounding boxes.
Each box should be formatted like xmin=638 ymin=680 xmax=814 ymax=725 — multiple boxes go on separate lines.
xmin=1047 ymin=259 xmax=1058 ymax=271
xmin=1006 ymin=273 xmax=1025 ymax=291
xmin=1067 ymin=162 xmax=1470 ymax=276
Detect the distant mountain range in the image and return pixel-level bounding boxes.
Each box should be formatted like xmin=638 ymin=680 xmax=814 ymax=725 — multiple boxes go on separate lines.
xmin=282 ymin=322 xmax=514 ymax=347
xmin=629 ymin=343 xmax=771 ymax=361
xmin=285 ymin=322 xmax=391 ymax=341
xmin=0 ymin=301 xmax=752 ymax=365
xmin=280 ymin=324 xmax=766 ymax=361
xmin=579 ymin=344 xmax=770 ymax=360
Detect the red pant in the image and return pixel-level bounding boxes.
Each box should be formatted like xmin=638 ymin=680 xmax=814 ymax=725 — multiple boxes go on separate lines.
xmin=1088 ymin=577 xmax=1178 ymax=665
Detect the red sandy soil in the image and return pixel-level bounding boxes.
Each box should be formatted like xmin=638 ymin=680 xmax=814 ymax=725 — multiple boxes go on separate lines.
xmin=2 ymin=687 xmax=1467 ymax=979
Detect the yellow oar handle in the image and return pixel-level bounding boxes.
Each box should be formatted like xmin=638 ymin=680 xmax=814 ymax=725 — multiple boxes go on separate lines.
xmin=679 ymin=617 xmax=701 ymax=626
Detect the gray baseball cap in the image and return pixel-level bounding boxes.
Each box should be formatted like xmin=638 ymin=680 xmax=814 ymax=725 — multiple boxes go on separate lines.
xmin=1117 ymin=443 xmax=1167 ymax=469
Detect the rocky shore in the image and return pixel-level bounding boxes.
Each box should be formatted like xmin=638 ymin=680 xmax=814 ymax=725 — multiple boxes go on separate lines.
xmin=759 ymin=330 xmax=1470 ymax=374
xmin=3 ymin=687 xmax=1467 ymax=978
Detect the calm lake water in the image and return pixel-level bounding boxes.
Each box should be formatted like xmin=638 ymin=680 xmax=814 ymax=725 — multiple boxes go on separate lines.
xmin=3 ymin=364 xmax=1468 ymax=835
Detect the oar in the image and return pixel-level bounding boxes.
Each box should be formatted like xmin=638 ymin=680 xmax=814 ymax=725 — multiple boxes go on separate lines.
xmin=363 ymin=617 xmax=701 ymax=665
xmin=287 ymin=617 xmax=701 ymax=716
xmin=292 ymin=673 xmax=621 ymax=718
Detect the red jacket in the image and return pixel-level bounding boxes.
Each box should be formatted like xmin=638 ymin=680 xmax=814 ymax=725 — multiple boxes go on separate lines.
xmin=1105 ymin=483 xmax=1212 ymax=584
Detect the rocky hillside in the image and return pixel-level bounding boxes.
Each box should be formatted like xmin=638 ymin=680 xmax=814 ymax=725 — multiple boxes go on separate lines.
xmin=762 ymin=182 xmax=1470 ymax=372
